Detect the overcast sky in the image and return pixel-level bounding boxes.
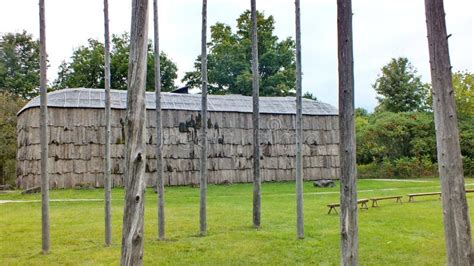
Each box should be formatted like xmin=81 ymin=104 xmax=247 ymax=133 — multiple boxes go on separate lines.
xmin=1 ymin=0 xmax=472 ymax=111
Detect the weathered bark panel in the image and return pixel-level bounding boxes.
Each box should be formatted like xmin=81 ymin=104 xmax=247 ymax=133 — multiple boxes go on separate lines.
xmin=17 ymin=108 xmax=340 ymax=188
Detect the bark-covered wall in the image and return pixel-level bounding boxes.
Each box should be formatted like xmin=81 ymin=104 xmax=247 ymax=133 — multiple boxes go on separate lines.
xmin=16 ymin=107 xmax=340 ymax=188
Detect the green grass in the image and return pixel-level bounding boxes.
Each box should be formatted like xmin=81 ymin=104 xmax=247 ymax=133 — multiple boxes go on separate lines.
xmin=1 ymin=179 xmax=473 ymax=265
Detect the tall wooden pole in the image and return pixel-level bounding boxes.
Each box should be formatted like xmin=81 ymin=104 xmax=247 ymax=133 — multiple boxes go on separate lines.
xmin=120 ymin=0 xmax=148 ymax=264
xmin=294 ymin=0 xmax=304 ymax=239
xmin=103 ymin=0 xmax=112 ymax=247
xmin=153 ymin=0 xmax=165 ymax=241
xmin=250 ymin=0 xmax=261 ymax=229
xmin=39 ymin=0 xmax=50 ymax=254
xmin=337 ymin=0 xmax=358 ymax=264
xmin=199 ymin=0 xmax=208 ymax=236
xmin=425 ymin=0 xmax=473 ymax=264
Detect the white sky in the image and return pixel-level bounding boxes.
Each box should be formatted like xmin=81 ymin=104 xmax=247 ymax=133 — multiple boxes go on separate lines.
xmin=1 ymin=0 xmax=472 ymax=111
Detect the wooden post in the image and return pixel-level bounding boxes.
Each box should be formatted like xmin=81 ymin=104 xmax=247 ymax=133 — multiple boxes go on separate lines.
xmin=250 ymin=0 xmax=261 ymax=229
xmin=199 ymin=0 xmax=208 ymax=236
xmin=424 ymin=0 xmax=473 ymax=264
xmin=294 ymin=0 xmax=304 ymax=239
xmin=103 ymin=0 xmax=112 ymax=247
xmin=337 ymin=0 xmax=358 ymax=264
xmin=120 ymin=0 xmax=148 ymax=264
xmin=39 ymin=0 xmax=50 ymax=254
xmin=153 ymin=0 xmax=165 ymax=241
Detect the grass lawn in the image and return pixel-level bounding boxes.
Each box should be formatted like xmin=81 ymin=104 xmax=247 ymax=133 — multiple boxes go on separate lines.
xmin=1 ymin=178 xmax=473 ymax=265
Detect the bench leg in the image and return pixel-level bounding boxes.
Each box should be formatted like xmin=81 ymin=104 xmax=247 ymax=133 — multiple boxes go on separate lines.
xmin=397 ymin=197 xmax=402 ymax=204
xmin=371 ymin=200 xmax=378 ymax=207
xmin=409 ymin=196 xmax=414 ymax=203
xmin=328 ymin=207 xmax=338 ymax=215
xmin=361 ymin=202 xmax=368 ymax=210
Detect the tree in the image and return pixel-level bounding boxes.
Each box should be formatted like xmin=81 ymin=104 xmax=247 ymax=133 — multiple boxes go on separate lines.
xmin=459 ymin=117 xmax=474 ymax=158
xmin=302 ymin=91 xmax=317 ymax=101
xmin=356 ymin=112 xmax=436 ymax=164
xmin=337 ymin=0 xmax=358 ymax=264
xmin=111 ymin=33 xmax=177 ymax=92
xmin=425 ymin=0 xmax=473 ymax=264
xmin=39 ymin=0 xmax=50 ymax=254
xmin=0 ymin=93 xmax=25 ymax=186
xmin=294 ymin=0 xmax=304 ymax=239
xmin=183 ymin=10 xmax=296 ymax=96
xmin=120 ymin=0 xmax=148 ymax=263
xmin=53 ymin=34 xmax=178 ymax=92
xmin=373 ymin=57 xmax=430 ymax=113
xmin=103 ymin=0 xmax=112 ymax=247
xmin=452 ymin=71 xmax=474 ymax=161
xmin=199 ymin=0 xmax=208 ymax=237
xmin=452 ymin=71 xmax=474 ymax=118
xmin=250 ymin=0 xmax=261 ymax=229
xmin=354 ymin=107 xmax=368 ymax=117
xmin=54 ymin=39 xmax=104 ymax=89
xmin=153 ymin=0 xmax=165 ymax=241
xmin=0 ymin=31 xmax=40 ymax=99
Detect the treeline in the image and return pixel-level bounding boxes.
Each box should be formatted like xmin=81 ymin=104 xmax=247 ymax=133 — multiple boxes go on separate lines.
xmin=356 ymin=58 xmax=473 ymax=178
xmin=1 ymin=17 xmax=472 ymax=184
xmin=1 ymin=11 xmax=308 ymax=99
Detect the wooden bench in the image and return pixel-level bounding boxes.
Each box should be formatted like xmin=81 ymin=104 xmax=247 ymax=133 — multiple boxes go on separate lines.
xmin=408 ymin=190 xmax=472 ymax=203
xmin=370 ymin=196 xmax=403 ymax=207
xmin=407 ymin=192 xmax=441 ymax=202
xmin=327 ymin=199 xmax=369 ymax=214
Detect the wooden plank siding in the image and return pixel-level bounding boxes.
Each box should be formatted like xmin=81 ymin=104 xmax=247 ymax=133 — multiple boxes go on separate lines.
xmin=16 ymin=107 xmax=340 ymax=188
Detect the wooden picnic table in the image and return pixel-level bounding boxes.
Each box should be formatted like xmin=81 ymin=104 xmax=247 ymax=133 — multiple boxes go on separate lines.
xmin=407 ymin=192 xmax=441 ymax=202
xmin=370 ymin=196 xmax=403 ymax=207
xmin=327 ymin=199 xmax=369 ymax=214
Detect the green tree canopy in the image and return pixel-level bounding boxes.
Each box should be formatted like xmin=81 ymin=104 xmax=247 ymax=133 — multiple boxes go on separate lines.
xmin=53 ymin=33 xmax=178 ymax=92
xmin=373 ymin=57 xmax=430 ymax=112
xmin=182 ymin=10 xmax=296 ymax=96
xmin=355 ymin=107 xmax=369 ymax=117
xmin=0 ymin=93 xmax=25 ymax=185
xmin=0 ymin=31 xmax=40 ymax=99
xmin=302 ymin=91 xmax=317 ymax=101
xmin=356 ymin=111 xmax=436 ymax=164
xmin=452 ymin=71 xmax=474 ymax=159
xmin=452 ymin=71 xmax=474 ymax=118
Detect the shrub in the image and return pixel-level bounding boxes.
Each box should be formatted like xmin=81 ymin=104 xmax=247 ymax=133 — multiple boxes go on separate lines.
xmin=356 ymin=111 xmax=437 ymax=164
xmin=357 ymin=157 xmax=437 ymax=179
xmin=463 ymin=157 xmax=474 ymax=177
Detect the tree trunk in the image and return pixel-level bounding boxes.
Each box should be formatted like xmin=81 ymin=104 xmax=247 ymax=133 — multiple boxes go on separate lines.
xmin=120 ymin=0 xmax=148 ymax=264
xmin=153 ymin=0 xmax=165 ymax=241
xmin=103 ymin=0 xmax=112 ymax=247
xmin=199 ymin=0 xmax=208 ymax=236
xmin=250 ymin=0 xmax=261 ymax=229
xmin=39 ymin=0 xmax=50 ymax=255
xmin=337 ymin=0 xmax=358 ymax=264
xmin=294 ymin=0 xmax=304 ymax=240
xmin=425 ymin=1 xmax=473 ymax=264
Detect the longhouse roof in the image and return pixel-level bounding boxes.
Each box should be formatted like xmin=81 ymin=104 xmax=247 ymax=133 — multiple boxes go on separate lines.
xmin=18 ymin=88 xmax=338 ymax=116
